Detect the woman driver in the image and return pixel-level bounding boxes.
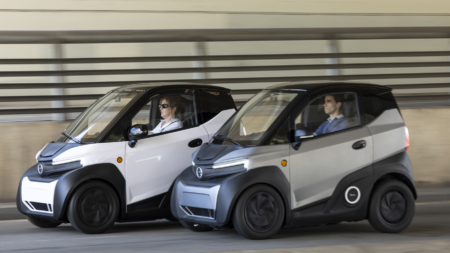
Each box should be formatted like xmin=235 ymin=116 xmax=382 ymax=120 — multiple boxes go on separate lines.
xmin=150 ymin=96 xmax=183 ymax=134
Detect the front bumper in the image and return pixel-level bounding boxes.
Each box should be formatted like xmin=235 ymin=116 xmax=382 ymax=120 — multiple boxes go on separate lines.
xmin=20 ymin=177 xmax=58 ymax=215
xmin=16 ymin=164 xmax=62 ymax=219
xmin=171 ymin=167 xmax=238 ymax=227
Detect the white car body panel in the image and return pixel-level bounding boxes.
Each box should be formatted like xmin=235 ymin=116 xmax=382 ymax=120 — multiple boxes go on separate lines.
xmin=52 ymin=142 xmax=126 ymax=177
xmin=125 ymin=126 xmax=209 ymax=205
xmin=202 ymin=109 xmax=235 ymax=137
xmin=21 ymin=177 xmax=58 ymax=214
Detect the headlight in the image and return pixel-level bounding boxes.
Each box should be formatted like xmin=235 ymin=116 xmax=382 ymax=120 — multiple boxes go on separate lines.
xmin=212 ymin=159 xmax=248 ymax=170
xmin=37 ymin=161 xmax=82 ymax=177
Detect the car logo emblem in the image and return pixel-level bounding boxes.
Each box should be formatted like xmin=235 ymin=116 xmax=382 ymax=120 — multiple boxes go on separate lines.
xmin=196 ymin=167 xmax=203 ymax=179
xmin=37 ymin=163 xmax=44 ymax=175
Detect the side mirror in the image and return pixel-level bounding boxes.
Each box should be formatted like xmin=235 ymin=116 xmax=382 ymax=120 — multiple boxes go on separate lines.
xmin=128 ymin=124 xmax=148 ymax=148
xmin=292 ymin=128 xmax=315 ymax=150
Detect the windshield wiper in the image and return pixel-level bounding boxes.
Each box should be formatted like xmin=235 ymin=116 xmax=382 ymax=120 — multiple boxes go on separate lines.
xmin=213 ymin=135 xmax=243 ymax=147
xmin=61 ymin=132 xmax=82 ymax=144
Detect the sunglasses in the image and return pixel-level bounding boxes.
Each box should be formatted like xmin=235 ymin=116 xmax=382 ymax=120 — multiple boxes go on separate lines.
xmin=158 ymin=104 xmax=170 ymax=109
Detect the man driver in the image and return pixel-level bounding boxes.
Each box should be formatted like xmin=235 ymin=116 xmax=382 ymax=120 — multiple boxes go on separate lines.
xmin=314 ymin=94 xmax=349 ymax=135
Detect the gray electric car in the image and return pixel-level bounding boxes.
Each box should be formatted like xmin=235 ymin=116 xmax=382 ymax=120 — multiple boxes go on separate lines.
xmin=171 ymin=81 xmax=415 ymax=239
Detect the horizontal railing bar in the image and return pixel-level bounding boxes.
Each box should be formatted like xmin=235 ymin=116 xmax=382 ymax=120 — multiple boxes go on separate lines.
xmin=0 ymin=91 xmax=447 ymax=105
xmin=0 ymin=81 xmax=140 ymax=89
xmin=2 ymin=61 xmax=450 ymax=77
xmin=1 ymin=27 xmax=450 ymax=44
xmin=0 ymin=94 xmax=103 ymax=102
xmin=231 ymin=83 xmax=450 ymax=94
xmin=0 ymin=107 xmax=87 ymax=115
xmin=2 ymin=80 xmax=449 ymax=90
xmin=387 ymin=83 xmax=450 ymax=89
xmin=2 ymin=72 xmax=450 ymax=90
xmin=2 ymin=51 xmax=450 ymax=64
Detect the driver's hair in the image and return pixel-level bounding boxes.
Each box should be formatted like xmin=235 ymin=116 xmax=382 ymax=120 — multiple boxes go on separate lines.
xmin=160 ymin=96 xmax=181 ymax=109
xmin=324 ymin=94 xmax=345 ymax=104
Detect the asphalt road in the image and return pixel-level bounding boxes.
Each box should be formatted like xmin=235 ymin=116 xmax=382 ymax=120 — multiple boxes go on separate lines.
xmin=0 ymin=201 xmax=448 ymax=253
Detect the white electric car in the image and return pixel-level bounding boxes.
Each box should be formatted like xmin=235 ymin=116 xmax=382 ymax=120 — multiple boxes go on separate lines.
xmin=171 ymin=82 xmax=416 ymax=239
xmin=16 ymin=83 xmax=236 ymax=234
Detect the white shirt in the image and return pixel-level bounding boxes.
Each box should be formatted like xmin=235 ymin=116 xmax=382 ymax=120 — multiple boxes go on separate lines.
xmin=149 ymin=118 xmax=183 ymax=134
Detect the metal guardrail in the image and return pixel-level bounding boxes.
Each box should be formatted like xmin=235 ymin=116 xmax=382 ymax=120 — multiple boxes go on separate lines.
xmin=2 ymin=27 xmax=450 ymax=43
xmin=0 ymin=27 xmax=449 ymax=118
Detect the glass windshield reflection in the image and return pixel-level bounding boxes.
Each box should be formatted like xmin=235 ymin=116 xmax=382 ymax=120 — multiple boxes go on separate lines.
xmin=215 ymin=90 xmax=300 ymax=146
xmin=56 ymin=90 xmax=144 ymax=143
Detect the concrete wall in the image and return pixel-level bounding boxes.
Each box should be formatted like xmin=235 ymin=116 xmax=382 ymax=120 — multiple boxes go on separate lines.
xmin=0 ymin=107 xmax=448 ymax=202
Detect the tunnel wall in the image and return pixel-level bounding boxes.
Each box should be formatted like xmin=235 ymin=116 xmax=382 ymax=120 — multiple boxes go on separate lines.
xmin=0 ymin=107 xmax=448 ymax=202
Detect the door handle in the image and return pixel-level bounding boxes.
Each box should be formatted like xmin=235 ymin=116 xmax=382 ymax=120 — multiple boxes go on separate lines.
xmin=352 ymin=140 xmax=366 ymax=150
xmin=188 ymin=138 xmax=203 ymax=148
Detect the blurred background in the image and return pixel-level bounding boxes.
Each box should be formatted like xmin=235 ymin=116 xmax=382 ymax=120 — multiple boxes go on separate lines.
xmin=0 ymin=0 xmax=449 ymax=202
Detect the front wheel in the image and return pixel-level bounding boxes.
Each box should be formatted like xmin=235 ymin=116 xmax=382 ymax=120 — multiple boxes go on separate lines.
xmin=179 ymin=220 xmax=213 ymax=232
xmin=67 ymin=181 xmax=119 ymax=234
xmin=368 ymin=180 xmax=415 ymax=233
xmin=26 ymin=215 xmax=61 ymax=228
xmin=232 ymin=185 xmax=285 ymax=240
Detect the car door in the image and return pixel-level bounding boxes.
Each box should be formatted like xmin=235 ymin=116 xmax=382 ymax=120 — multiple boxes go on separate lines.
xmin=289 ymin=91 xmax=374 ymax=209
xmin=125 ymin=92 xmax=209 ymax=205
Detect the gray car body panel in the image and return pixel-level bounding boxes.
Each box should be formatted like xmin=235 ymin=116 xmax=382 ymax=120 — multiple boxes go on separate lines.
xmin=366 ymin=108 xmax=407 ymax=163
xmin=171 ymin=82 xmax=415 ymax=229
xmin=289 ymin=125 xmax=373 ymax=209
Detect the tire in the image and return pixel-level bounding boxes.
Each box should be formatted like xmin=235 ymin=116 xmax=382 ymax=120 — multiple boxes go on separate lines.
xmin=368 ymin=180 xmax=415 ymax=233
xmin=232 ymin=185 xmax=285 ymax=240
xmin=67 ymin=181 xmax=119 ymax=234
xmin=26 ymin=215 xmax=61 ymax=228
xmin=179 ymin=220 xmax=214 ymax=232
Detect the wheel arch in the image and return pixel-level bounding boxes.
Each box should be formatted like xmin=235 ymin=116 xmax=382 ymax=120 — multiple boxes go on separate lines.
xmin=373 ymin=172 xmax=417 ymax=200
xmin=53 ymin=163 xmax=126 ymax=221
xmin=215 ymin=166 xmax=291 ymax=227
xmin=371 ymin=152 xmax=417 ymax=201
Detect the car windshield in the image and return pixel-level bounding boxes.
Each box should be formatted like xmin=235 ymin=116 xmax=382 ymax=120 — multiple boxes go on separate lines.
xmin=215 ymin=90 xmax=301 ymax=146
xmin=56 ymin=89 xmax=145 ymax=143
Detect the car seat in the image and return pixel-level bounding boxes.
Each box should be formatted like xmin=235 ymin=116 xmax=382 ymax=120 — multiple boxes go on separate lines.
xmin=177 ymin=96 xmax=196 ymax=128
xmin=341 ymin=96 xmax=359 ymax=128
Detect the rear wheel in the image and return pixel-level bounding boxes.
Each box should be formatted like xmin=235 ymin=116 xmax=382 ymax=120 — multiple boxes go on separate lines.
xmin=68 ymin=181 xmax=119 ymax=234
xmin=26 ymin=215 xmax=61 ymax=228
xmin=232 ymin=185 xmax=285 ymax=240
xmin=179 ymin=220 xmax=214 ymax=232
xmin=368 ymin=180 xmax=415 ymax=233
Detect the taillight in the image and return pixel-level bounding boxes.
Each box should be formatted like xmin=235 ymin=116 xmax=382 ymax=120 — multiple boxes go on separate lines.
xmin=405 ymin=127 xmax=410 ymax=150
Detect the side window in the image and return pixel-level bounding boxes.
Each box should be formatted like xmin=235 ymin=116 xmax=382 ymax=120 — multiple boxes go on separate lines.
xmin=360 ymin=90 xmax=398 ymax=124
xmin=132 ymin=94 xmax=198 ymax=135
xmin=294 ymin=93 xmax=360 ymax=136
xmin=133 ymin=100 xmax=152 ymax=126
xmin=199 ymin=90 xmax=235 ymax=123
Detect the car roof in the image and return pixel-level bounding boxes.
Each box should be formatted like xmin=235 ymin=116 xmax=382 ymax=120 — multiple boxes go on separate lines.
xmin=266 ymin=81 xmax=391 ymax=94
xmin=114 ymin=82 xmax=231 ymax=92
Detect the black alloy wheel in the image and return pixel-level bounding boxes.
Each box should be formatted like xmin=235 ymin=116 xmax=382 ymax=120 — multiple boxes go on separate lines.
xmin=245 ymin=192 xmax=279 ymax=233
xmin=179 ymin=220 xmax=214 ymax=232
xmin=26 ymin=215 xmax=61 ymax=228
xmin=232 ymin=185 xmax=285 ymax=240
xmin=380 ymin=191 xmax=407 ymax=223
xmin=368 ymin=180 xmax=415 ymax=233
xmin=68 ymin=181 xmax=119 ymax=234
